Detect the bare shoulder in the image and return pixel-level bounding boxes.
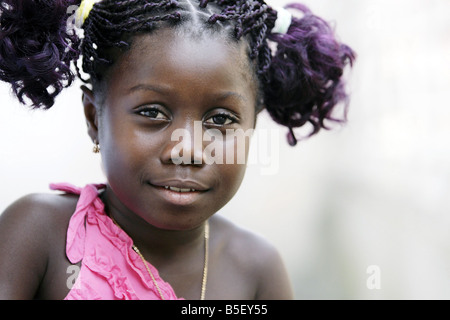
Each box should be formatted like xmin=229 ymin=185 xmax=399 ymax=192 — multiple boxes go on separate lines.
xmin=0 ymin=192 xmax=78 ymax=239
xmin=211 ymin=215 xmax=281 ymax=264
xmin=1 ymin=192 xmax=78 ymax=218
xmin=0 ymin=192 xmax=78 ymax=299
xmin=210 ymin=215 xmax=294 ymax=300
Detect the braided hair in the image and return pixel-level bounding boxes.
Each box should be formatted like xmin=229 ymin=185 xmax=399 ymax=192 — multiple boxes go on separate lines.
xmin=0 ymin=0 xmax=355 ymax=145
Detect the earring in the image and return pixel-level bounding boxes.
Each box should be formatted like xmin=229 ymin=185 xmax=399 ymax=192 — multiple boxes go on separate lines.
xmin=93 ymin=140 xmax=100 ymax=154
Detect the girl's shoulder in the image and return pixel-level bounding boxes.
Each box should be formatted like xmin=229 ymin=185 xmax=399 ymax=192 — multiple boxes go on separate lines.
xmin=210 ymin=215 xmax=294 ymax=299
xmin=211 ymin=215 xmax=280 ymax=262
xmin=0 ymin=192 xmax=79 ymax=299
xmin=1 ymin=192 xmax=79 ymax=230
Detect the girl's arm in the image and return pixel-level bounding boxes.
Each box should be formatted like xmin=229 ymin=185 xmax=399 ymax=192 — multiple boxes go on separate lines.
xmin=0 ymin=195 xmax=51 ymax=299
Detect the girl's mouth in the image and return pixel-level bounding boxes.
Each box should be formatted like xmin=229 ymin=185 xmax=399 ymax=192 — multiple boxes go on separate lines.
xmin=150 ymin=179 xmax=210 ymax=192
xmin=163 ymin=186 xmax=198 ymax=193
xmin=153 ymin=185 xmax=205 ymax=206
xmin=147 ymin=180 xmax=210 ymax=206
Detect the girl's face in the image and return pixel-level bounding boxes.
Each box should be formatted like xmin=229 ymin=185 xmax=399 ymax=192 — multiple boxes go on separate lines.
xmin=86 ymin=28 xmax=258 ymax=231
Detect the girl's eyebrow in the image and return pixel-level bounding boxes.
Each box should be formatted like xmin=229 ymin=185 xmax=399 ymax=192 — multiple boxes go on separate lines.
xmin=127 ymin=84 xmax=171 ymax=94
xmin=128 ymin=83 xmax=247 ymax=102
xmin=213 ymin=91 xmax=247 ymax=103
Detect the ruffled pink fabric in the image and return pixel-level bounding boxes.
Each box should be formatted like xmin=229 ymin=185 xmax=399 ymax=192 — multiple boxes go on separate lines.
xmin=50 ymin=183 xmax=181 ymax=300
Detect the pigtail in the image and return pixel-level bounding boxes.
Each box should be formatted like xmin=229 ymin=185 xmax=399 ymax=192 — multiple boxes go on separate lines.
xmin=0 ymin=0 xmax=82 ymax=109
xmin=264 ymin=3 xmax=356 ymax=145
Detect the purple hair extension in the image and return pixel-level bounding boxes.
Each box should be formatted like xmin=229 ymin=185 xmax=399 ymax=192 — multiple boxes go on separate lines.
xmin=265 ymin=3 xmax=356 ymax=145
xmin=0 ymin=0 xmax=81 ymax=109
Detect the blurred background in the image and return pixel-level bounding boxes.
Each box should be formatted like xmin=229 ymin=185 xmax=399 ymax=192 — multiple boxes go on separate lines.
xmin=1 ymin=0 xmax=449 ymax=299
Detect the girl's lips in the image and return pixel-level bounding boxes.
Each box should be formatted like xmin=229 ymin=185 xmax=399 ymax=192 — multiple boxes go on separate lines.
xmin=150 ymin=184 xmax=207 ymax=206
xmin=149 ymin=179 xmax=210 ymax=192
xmin=162 ymin=186 xmax=198 ymax=192
xmin=147 ymin=180 xmax=209 ymax=206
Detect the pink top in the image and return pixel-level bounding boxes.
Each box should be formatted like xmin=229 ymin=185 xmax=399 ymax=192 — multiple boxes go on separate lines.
xmin=50 ymin=183 xmax=181 ymax=300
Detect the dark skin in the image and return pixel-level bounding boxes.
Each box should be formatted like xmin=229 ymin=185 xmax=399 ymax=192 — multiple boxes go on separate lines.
xmin=0 ymin=28 xmax=293 ymax=300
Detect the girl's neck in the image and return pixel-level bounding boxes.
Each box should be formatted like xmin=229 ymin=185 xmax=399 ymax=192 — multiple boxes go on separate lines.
xmin=99 ymin=186 xmax=206 ymax=261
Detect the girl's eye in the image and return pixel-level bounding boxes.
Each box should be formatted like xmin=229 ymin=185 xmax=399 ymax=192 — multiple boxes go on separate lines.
xmin=205 ymin=114 xmax=236 ymax=126
xmin=137 ymin=107 xmax=168 ymax=120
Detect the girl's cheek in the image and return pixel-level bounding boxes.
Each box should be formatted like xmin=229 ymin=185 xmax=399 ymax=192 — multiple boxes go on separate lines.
xmin=202 ymin=130 xmax=252 ymax=165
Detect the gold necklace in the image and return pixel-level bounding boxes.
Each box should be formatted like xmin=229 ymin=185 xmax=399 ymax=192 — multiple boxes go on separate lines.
xmin=111 ymin=217 xmax=209 ymax=300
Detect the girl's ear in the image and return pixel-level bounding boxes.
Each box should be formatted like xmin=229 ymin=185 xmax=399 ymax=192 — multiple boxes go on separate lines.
xmin=81 ymin=85 xmax=100 ymax=143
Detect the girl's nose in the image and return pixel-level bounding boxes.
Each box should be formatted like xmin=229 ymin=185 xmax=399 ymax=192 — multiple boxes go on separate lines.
xmin=160 ymin=120 xmax=205 ymax=166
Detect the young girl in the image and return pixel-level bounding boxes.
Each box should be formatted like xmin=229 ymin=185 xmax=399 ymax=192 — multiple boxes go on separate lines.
xmin=0 ymin=0 xmax=354 ymax=299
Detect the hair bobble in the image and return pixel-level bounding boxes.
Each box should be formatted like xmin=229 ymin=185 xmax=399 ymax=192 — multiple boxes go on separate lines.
xmin=272 ymin=7 xmax=292 ymax=34
xmin=75 ymin=0 xmax=103 ymax=28
xmin=264 ymin=3 xmax=356 ymax=145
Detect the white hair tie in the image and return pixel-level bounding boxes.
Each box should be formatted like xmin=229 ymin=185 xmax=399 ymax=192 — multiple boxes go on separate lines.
xmin=272 ymin=7 xmax=292 ymax=34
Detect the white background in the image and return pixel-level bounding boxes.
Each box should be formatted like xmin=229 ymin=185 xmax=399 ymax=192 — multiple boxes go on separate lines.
xmin=1 ymin=0 xmax=449 ymax=299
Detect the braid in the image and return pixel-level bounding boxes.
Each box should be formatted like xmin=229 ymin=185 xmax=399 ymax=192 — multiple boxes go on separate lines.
xmin=79 ymin=0 xmax=182 ymax=83
xmin=206 ymin=0 xmax=276 ymax=72
xmin=77 ymin=0 xmax=276 ymax=87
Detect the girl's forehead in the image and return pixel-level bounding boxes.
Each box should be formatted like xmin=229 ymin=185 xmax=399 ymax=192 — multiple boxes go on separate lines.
xmin=133 ymin=28 xmax=247 ymax=66
xmin=110 ymin=28 xmax=254 ymax=89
